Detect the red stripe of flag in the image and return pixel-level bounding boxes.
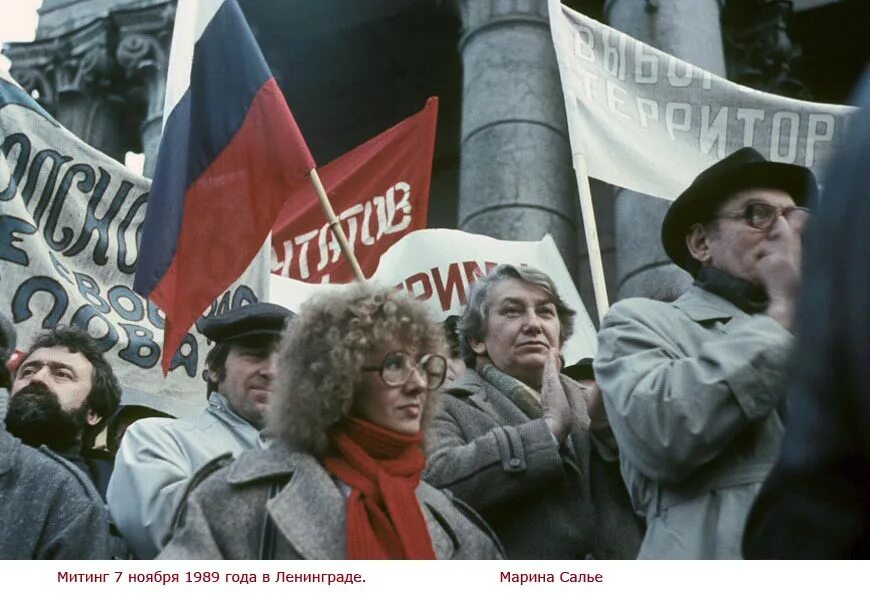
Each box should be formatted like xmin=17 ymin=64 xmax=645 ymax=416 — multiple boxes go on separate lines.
xmin=153 ymin=78 xmax=314 ymax=373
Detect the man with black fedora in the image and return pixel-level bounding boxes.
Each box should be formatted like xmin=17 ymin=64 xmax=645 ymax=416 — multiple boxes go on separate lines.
xmin=594 ymin=147 xmax=815 ymax=559
xmin=108 ymin=302 xmax=292 ymax=558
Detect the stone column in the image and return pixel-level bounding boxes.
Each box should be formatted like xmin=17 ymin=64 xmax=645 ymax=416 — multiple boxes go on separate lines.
xmin=116 ymin=3 xmax=174 ymax=178
xmin=455 ymin=0 xmax=579 ymax=275
xmin=605 ymin=0 xmax=726 ymax=300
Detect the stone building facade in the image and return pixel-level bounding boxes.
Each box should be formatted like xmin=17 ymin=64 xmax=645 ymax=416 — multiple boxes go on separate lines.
xmin=5 ymin=0 xmax=867 ymax=319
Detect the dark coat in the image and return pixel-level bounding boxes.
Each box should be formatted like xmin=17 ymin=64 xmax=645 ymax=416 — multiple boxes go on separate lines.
xmin=0 ymin=428 xmax=112 ymax=559
xmin=159 ymin=442 xmax=504 ymax=559
xmin=424 ymin=369 xmax=642 ymax=559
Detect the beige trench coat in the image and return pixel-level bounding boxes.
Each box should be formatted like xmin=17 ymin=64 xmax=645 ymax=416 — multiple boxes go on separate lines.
xmin=595 ymin=285 xmax=792 ymax=559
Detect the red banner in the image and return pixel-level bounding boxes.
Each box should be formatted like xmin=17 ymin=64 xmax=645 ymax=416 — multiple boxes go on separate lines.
xmin=271 ymin=97 xmax=438 ymax=283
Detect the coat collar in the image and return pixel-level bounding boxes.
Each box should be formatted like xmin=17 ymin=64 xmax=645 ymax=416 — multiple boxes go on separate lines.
xmin=225 ymin=443 xmax=459 ymax=559
xmin=443 ymin=368 xmax=591 ymax=428
xmin=672 ymin=285 xmax=745 ymax=322
xmin=206 ymin=392 xmax=267 ymax=448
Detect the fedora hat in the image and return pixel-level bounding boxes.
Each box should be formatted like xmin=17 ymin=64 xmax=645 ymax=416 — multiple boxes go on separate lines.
xmin=661 ymin=147 xmax=818 ymax=272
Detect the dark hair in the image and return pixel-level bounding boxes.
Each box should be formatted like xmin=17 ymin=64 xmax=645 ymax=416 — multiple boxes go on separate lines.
xmin=0 ymin=361 xmax=10 ymax=391
xmin=19 ymin=326 xmax=121 ymax=431
xmin=442 ymin=315 xmax=461 ymax=359
xmin=204 ymin=342 xmax=231 ymax=397
xmin=458 ymin=264 xmax=575 ymax=367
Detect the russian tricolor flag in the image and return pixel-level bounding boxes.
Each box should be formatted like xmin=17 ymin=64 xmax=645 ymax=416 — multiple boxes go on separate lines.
xmin=134 ymin=0 xmax=315 ymax=373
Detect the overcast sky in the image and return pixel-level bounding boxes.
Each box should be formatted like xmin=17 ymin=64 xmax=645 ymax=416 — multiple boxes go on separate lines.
xmin=0 ymin=0 xmax=41 ymax=45
xmin=0 ymin=0 xmax=41 ymax=70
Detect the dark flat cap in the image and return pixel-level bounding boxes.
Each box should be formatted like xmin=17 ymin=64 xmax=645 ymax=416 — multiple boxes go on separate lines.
xmin=199 ymin=302 xmax=293 ymax=343
xmin=662 ymin=147 xmax=818 ymax=272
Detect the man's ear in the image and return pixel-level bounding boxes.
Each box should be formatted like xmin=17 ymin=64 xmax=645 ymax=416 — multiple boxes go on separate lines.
xmin=469 ymin=338 xmax=486 ymax=356
xmin=86 ymin=409 xmax=102 ymax=427
xmin=206 ymin=369 xmax=219 ymax=384
xmin=686 ymin=223 xmax=713 ymax=265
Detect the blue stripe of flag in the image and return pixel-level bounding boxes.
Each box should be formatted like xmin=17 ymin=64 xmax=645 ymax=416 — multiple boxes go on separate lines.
xmin=133 ymin=0 xmax=273 ymax=296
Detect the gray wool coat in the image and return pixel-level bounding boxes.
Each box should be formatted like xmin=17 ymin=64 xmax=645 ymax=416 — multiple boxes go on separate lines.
xmin=0 ymin=428 xmax=112 ymax=559
xmin=424 ymin=369 xmax=643 ymax=559
xmin=158 ymin=442 xmax=504 ymax=559
xmin=595 ymin=286 xmax=792 ymax=559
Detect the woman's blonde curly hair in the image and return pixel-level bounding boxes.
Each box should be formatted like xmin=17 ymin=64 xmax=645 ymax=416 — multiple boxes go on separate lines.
xmin=269 ymin=283 xmax=447 ymax=457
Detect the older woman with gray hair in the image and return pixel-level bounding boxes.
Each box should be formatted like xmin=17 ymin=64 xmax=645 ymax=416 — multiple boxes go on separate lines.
xmin=160 ymin=284 xmax=502 ymax=559
xmin=424 ymin=264 xmax=641 ymax=559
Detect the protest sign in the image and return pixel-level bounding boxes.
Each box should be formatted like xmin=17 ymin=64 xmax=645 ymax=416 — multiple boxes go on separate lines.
xmin=271 ymin=98 xmax=438 ymax=284
xmin=270 ymin=228 xmax=598 ymax=364
xmin=0 ymin=72 xmax=268 ymax=417
xmin=548 ymin=0 xmax=855 ymax=200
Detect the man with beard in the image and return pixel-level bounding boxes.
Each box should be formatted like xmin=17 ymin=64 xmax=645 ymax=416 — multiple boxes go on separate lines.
xmin=5 ymin=327 xmax=121 ymax=501
xmin=108 ymin=302 xmax=292 ymax=558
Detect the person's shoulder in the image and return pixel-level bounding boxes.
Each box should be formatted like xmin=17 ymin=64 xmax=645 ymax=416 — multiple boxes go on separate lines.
xmin=123 ymin=408 xmax=221 ymax=447
xmin=186 ymin=444 xmax=297 ymax=498
xmin=607 ymin=295 xmax=674 ymax=318
xmin=600 ymin=293 xmax=686 ymax=333
xmin=25 ymin=445 xmax=105 ymax=504
xmin=438 ymin=369 xmax=488 ymax=403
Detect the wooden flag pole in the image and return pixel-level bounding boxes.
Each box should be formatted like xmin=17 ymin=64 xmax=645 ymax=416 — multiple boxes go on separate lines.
xmin=308 ymin=168 xmax=366 ymax=283
xmin=573 ymin=153 xmax=610 ymax=323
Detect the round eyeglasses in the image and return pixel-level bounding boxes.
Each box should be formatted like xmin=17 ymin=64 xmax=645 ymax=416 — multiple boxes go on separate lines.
xmin=714 ymin=201 xmax=810 ymax=231
xmin=361 ymin=351 xmax=448 ymax=390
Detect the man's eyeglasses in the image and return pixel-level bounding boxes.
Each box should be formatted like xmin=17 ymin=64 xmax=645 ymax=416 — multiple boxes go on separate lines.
xmin=713 ymin=201 xmax=810 ymax=231
xmin=362 ymin=351 xmax=448 ymax=390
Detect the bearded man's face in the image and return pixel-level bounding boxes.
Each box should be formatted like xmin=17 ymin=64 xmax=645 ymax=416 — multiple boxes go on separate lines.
xmin=5 ymin=346 xmax=95 ymax=450
xmin=5 ymin=382 xmax=90 ymax=449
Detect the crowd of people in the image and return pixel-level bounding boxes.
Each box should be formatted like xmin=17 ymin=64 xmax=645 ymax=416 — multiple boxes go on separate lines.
xmin=2 ymin=79 xmax=869 ymax=559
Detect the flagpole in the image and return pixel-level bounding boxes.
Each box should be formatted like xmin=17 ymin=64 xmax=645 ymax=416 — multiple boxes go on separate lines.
xmin=308 ymin=168 xmax=366 ymax=282
xmin=573 ymin=153 xmax=610 ymax=323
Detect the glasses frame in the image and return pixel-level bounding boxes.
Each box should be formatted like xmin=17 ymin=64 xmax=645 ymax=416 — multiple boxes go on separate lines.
xmin=713 ymin=201 xmax=810 ymax=231
xmin=361 ymin=351 xmax=448 ymax=390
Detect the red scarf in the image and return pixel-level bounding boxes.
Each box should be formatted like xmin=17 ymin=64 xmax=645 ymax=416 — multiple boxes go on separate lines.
xmin=324 ymin=417 xmax=436 ymax=560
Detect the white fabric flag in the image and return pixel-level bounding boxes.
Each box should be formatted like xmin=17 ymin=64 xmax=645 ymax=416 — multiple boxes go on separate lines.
xmin=0 ymin=71 xmax=269 ymax=417
xmin=270 ymin=228 xmax=598 ymax=365
xmin=548 ymin=0 xmax=855 ymax=200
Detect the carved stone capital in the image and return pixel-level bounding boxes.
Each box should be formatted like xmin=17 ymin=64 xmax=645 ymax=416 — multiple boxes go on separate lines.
xmin=10 ymin=67 xmax=56 ymax=111
xmin=114 ymin=2 xmax=174 ymax=123
xmin=723 ymin=0 xmax=811 ymax=99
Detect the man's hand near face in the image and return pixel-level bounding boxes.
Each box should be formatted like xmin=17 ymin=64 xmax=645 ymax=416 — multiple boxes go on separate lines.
xmin=758 ymin=216 xmax=804 ymax=330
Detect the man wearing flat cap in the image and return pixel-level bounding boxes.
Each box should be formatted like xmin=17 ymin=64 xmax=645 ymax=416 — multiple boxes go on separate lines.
xmin=108 ymin=302 xmax=292 ymax=558
xmin=595 ymin=147 xmax=814 ymax=559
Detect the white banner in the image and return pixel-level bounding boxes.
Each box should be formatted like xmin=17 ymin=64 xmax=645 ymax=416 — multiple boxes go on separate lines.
xmin=0 ymin=73 xmax=268 ymax=418
xmin=548 ymin=0 xmax=855 ymax=200
xmin=270 ymin=228 xmax=597 ymax=364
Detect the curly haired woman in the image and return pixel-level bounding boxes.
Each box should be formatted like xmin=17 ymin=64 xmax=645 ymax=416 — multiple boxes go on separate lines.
xmin=159 ymin=284 xmax=503 ymax=559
